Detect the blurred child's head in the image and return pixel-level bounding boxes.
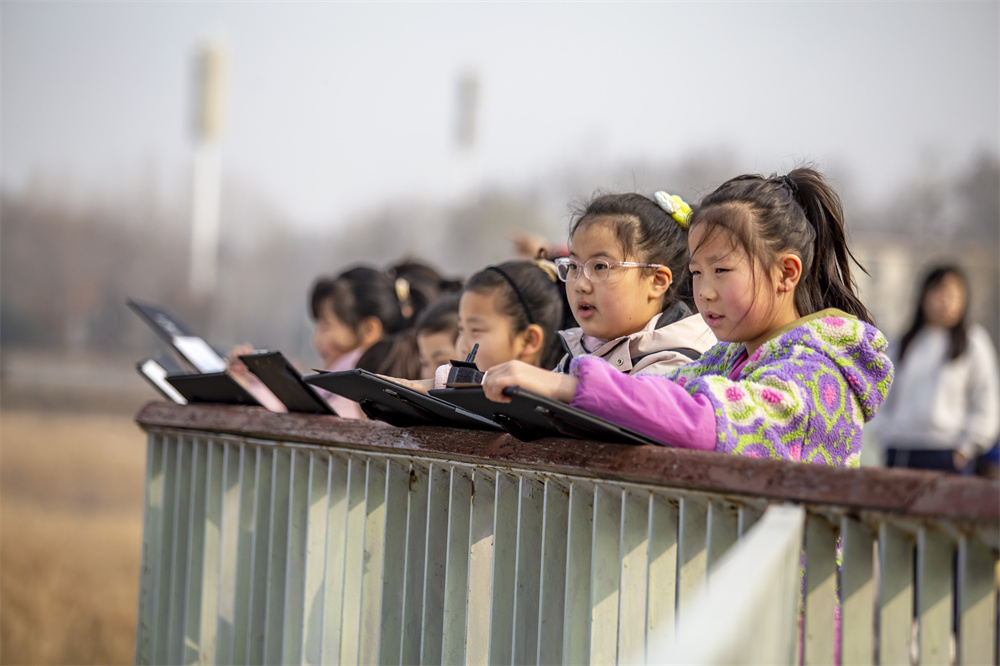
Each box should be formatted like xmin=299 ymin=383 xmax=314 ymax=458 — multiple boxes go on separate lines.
xmin=311 ymin=266 xmax=406 ymax=362
xmin=309 ymin=277 xmax=341 ymax=367
xmin=899 ymin=264 xmax=970 ymax=363
xmin=414 ymin=293 xmax=460 ymax=380
xmin=561 ymin=192 xmax=690 ymax=340
xmin=457 ymin=260 xmax=565 ymax=371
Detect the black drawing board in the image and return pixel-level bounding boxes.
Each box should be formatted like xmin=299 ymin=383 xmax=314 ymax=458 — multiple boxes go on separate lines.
xmin=165 ymin=372 xmax=262 ymax=407
xmin=303 ymin=369 xmax=502 ymax=431
xmin=238 ymin=351 xmax=336 ymax=415
xmin=136 ymin=355 xmax=188 ymax=404
xmin=127 ymin=298 xmax=228 ymax=373
xmin=428 ymin=386 xmax=663 ymax=445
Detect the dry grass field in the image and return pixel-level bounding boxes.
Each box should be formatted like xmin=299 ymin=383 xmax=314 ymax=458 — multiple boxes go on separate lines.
xmin=1 ymin=408 xmax=148 ymax=665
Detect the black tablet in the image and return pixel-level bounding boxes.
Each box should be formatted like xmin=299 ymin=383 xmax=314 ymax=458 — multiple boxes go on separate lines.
xmin=428 ymin=386 xmax=663 ymax=446
xmin=238 ymin=351 xmax=337 ymax=415
xmin=127 ymin=298 xmax=228 ymax=373
xmin=136 ymin=355 xmax=188 ymax=404
xmin=303 ymin=369 xmax=502 ymax=431
xmin=165 ymin=372 xmax=262 ymax=407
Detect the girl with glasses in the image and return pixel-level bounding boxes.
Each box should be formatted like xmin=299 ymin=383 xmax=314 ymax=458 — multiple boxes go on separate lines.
xmin=550 ymin=192 xmax=716 ymax=376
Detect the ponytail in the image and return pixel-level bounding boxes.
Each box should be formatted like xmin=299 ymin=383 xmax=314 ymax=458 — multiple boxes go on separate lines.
xmin=786 ymin=168 xmax=873 ymax=324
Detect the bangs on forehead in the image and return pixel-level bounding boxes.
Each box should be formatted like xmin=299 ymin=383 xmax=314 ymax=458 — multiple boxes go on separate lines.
xmin=689 ymin=202 xmax=759 ymax=267
xmin=573 ymin=213 xmax=639 ymax=259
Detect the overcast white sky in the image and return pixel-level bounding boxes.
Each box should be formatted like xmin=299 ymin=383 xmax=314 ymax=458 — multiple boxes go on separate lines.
xmin=3 ymin=2 xmax=997 ymax=229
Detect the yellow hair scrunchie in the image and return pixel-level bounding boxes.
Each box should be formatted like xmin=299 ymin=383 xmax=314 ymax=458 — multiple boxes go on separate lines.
xmin=654 ymin=191 xmax=692 ymax=229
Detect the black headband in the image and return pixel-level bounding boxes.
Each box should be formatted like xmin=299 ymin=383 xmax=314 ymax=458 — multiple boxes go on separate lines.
xmin=485 ymin=265 xmax=535 ymax=325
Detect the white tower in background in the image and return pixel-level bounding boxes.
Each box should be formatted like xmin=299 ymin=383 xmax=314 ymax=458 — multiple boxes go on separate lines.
xmin=189 ymin=40 xmax=228 ymax=296
xmin=453 ymin=70 xmax=482 ymax=199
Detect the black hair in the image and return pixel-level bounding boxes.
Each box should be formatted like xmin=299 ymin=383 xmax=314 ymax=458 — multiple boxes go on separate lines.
xmin=569 ymin=192 xmax=693 ymax=311
xmin=388 ymin=258 xmax=463 ymax=325
xmin=328 ymin=266 xmax=406 ymax=335
xmin=463 ymin=259 xmax=569 ymax=369
xmin=898 ymin=265 xmax=969 ymax=363
xmin=414 ymin=293 xmax=460 ymax=338
xmin=357 ymin=330 xmax=423 ymax=380
xmin=308 ymin=277 xmax=335 ymax=321
xmin=689 ymin=167 xmax=873 ymax=324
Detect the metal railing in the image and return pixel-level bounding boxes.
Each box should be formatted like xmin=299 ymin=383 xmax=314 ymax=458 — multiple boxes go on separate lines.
xmin=134 ymin=402 xmax=999 ymax=665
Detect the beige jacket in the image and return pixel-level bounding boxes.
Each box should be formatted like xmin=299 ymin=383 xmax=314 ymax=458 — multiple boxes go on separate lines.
xmin=556 ymin=303 xmax=717 ymax=376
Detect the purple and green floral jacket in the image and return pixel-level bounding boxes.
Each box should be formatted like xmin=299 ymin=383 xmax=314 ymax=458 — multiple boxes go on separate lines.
xmin=570 ymin=309 xmax=894 ymax=467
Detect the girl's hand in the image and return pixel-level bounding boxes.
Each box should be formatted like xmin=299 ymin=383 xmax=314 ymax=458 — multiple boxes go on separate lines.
xmin=226 ymin=343 xmax=256 ymax=384
xmin=379 ymin=375 xmax=435 ymax=393
xmin=481 ymin=361 xmax=579 ymax=404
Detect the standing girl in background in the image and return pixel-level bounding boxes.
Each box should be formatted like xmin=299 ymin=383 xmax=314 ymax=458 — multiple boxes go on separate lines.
xmin=553 ymin=191 xmax=715 ymax=375
xmin=483 ymin=168 xmax=894 ymax=467
xmin=876 ymin=265 xmax=1000 ymax=473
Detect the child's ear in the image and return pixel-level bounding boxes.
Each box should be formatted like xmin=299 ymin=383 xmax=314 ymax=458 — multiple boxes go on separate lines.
xmin=649 ymin=266 xmax=673 ymax=301
xmin=515 ymin=324 xmax=545 ymax=363
xmin=775 ymin=253 xmax=803 ymax=293
xmin=357 ymin=316 xmax=385 ymax=348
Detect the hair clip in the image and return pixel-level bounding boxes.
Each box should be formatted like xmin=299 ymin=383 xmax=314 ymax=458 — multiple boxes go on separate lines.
xmin=654 ymin=191 xmax=692 ymax=228
xmin=394 ymin=277 xmax=410 ymax=304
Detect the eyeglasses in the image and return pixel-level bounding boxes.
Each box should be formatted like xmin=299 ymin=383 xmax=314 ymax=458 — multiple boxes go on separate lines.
xmin=553 ymin=257 xmax=663 ymax=283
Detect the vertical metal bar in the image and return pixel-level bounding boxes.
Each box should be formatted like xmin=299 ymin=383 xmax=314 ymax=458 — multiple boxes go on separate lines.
xmin=441 ymin=466 xmax=472 ymax=666
xmin=339 ymin=456 xmax=368 ymax=665
xmin=214 ymin=442 xmax=244 ymax=666
xmin=320 ymin=454 xmax=351 ymax=665
xmin=198 ymin=440 xmax=225 ymax=665
xmin=262 ymin=449 xmax=292 ymax=665
xmin=166 ymin=436 xmax=193 ymax=666
xmin=917 ymin=527 xmax=953 ymax=665
xmin=512 ymin=475 xmax=543 ymax=666
xmin=590 ymin=483 xmax=622 ymax=665
xmin=737 ymin=504 xmax=763 ymax=538
xmin=804 ymin=513 xmax=837 ymax=664
xmin=676 ymin=496 xmax=708 ymax=622
xmin=182 ymin=438 xmax=209 ymax=665
xmin=618 ymin=488 xmax=650 ymax=664
xmin=957 ymin=534 xmax=997 ymax=665
xmin=878 ymin=522 xmax=915 ymax=666
xmin=377 ymin=459 xmax=410 ymax=665
xmin=151 ymin=434 xmax=179 ymax=665
xmin=358 ymin=458 xmax=389 ymax=664
xmin=465 ymin=469 xmax=497 ymax=666
xmin=230 ymin=445 xmax=259 ymax=666
xmin=301 ymin=451 xmax=331 ymax=666
xmin=646 ymin=493 xmax=679 ymax=651
xmin=401 ymin=462 xmax=430 ymax=665
xmin=563 ymin=481 xmax=594 ymax=665
xmin=280 ymin=450 xmax=311 ymax=665
xmin=420 ymin=463 xmax=452 ymax=665
xmin=839 ymin=516 xmax=874 ymax=666
xmin=135 ymin=432 xmax=166 ymax=666
xmin=245 ymin=446 xmax=274 ymax=665
xmin=536 ymin=478 xmax=569 ymax=665
xmin=706 ymin=500 xmax=738 ymax=582
xmin=488 ymin=472 xmax=519 ymax=666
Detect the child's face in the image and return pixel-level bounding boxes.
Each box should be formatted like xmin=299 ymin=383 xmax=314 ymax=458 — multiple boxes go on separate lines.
xmin=312 ymin=299 xmax=362 ymax=366
xmin=688 ymin=225 xmax=787 ymax=354
xmin=567 ymin=218 xmax=667 ymax=340
xmin=417 ymin=329 xmax=457 ymax=380
xmin=923 ymin=273 xmax=966 ymax=328
xmin=456 ymin=289 xmax=528 ymax=371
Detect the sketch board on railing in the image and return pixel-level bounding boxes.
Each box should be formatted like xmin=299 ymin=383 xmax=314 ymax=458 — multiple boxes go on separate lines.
xmin=238 ymin=351 xmax=336 ymax=415
xmin=165 ymin=372 xmax=262 ymax=407
xmin=304 ymin=369 xmax=503 ymax=431
xmin=127 ymin=298 xmax=227 ymax=373
xmin=429 ymin=386 xmax=665 ymax=445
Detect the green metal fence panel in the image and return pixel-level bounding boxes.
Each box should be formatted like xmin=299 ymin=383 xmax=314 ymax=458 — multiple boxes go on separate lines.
xmin=879 ymin=522 xmax=916 ymax=665
xmin=840 ymin=515 xmax=875 ymax=665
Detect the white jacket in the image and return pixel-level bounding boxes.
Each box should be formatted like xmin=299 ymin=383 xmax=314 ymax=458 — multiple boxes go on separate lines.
xmin=556 ymin=302 xmax=716 ymax=377
xmin=873 ymin=324 xmax=1000 ymax=458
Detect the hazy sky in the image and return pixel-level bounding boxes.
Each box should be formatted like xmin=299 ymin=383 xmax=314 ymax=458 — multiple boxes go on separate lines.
xmin=3 ymin=2 xmax=998 ymax=229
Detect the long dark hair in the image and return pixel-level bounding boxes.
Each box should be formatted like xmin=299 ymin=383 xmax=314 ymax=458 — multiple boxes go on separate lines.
xmin=569 ymin=192 xmax=693 ymax=310
xmin=689 ymin=167 xmax=873 ymax=324
xmin=898 ymin=265 xmax=969 ymax=363
xmin=463 ymin=259 xmax=569 ymax=369
xmin=328 ymin=266 xmax=406 ymax=336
